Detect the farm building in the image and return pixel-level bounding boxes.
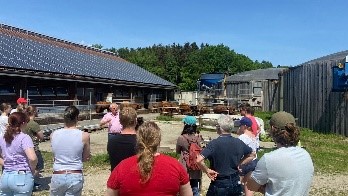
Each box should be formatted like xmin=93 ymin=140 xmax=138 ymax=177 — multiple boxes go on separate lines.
xmin=282 ymin=51 xmax=348 ymax=136
xmin=0 ymin=24 xmax=176 ymax=111
xmin=225 ymin=68 xmax=287 ymax=111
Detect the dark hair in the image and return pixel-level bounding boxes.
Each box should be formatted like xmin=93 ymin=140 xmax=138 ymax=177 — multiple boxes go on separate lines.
xmin=269 ymin=123 xmax=300 ymax=146
xmin=181 ymin=124 xmax=197 ymax=135
xmin=135 ymin=117 xmax=144 ymax=130
xmin=64 ymin=106 xmax=79 ymax=127
xmin=4 ymin=112 xmax=28 ymax=144
xmin=120 ymin=107 xmax=137 ymax=128
xmin=26 ymin=105 xmax=37 ymax=117
xmin=245 ymin=107 xmax=255 ymax=115
xmin=0 ymin=103 xmax=10 ymax=112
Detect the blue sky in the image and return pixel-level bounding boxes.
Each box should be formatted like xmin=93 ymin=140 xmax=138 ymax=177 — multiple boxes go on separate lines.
xmin=0 ymin=0 xmax=347 ymax=66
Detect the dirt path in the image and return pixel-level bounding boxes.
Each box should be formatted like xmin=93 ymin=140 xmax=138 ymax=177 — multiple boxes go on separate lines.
xmin=35 ymin=114 xmax=348 ymax=196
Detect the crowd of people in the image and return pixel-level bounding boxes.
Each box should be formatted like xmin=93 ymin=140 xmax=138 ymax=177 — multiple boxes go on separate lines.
xmin=0 ymin=98 xmax=314 ymax=196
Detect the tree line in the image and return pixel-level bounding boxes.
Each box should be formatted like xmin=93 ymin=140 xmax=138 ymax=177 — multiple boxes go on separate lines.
xmin=92 ymin=43 xmax=273 ymax=91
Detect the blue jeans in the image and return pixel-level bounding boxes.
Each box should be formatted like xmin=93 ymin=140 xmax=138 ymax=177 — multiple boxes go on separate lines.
xmin=206 ymin=173 xmax=242 ymax=196
xmin=190 ymin=179 xmax=200 ymax=196
xmin=0 ymin=170 xmax=34 ymax=196
xmin=50 ymin=173 xmax=83 ymax=196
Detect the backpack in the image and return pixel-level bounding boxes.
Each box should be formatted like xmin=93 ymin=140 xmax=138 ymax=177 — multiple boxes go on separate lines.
xmin=182 ymin=135 xmax=202 ymax=171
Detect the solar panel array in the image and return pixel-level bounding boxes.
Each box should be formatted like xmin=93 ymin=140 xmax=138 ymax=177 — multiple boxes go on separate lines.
xmin=0 ymin=32 xmax=175 ymax=87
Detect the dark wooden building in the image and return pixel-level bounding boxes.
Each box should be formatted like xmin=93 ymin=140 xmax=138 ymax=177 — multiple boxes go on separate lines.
xmin=0 ymin=24 xmax=176 ymax=109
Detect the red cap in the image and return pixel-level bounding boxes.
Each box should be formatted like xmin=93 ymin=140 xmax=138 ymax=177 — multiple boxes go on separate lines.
xmin=17 ymin=97 xmax=28 ymax=104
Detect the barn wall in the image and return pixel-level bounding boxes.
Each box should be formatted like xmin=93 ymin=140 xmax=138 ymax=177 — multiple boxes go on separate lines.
xmin=283 ymin=61 xmax=348 ymax=136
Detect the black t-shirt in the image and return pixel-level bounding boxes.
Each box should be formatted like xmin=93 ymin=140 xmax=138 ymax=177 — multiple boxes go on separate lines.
xmin=201 ymin=134 xmax=252 ymax=176
xmin=107 ymin=134 xmax=137 ymax=171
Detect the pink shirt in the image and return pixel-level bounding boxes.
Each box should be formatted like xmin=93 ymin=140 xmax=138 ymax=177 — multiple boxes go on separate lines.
xmin=246 ymin=115 xmax=259 ymax=137
xmin=101 ymin=112 xmax=122 ymax=134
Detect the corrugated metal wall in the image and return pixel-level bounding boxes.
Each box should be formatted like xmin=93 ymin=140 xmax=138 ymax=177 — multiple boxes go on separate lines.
xmin=226 ymin=80 xmax=281 ymax=112
xmin=282 ymin=61 xmax=348 ymax=136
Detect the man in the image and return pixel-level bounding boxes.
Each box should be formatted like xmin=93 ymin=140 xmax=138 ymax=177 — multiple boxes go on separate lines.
xmin=100 ymin=103 xmax=122 ymax=139
xmin=10 ymin=97 xmax=28 ymax=114
xmin=246 ymin=111 xmax=314 ymax=196
xmin=196 ymin=115 xmax=256 ymax=196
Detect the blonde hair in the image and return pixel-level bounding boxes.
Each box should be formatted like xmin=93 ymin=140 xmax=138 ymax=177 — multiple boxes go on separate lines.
xmin=136 ymin=121 xmax=161 ymax=183
xmin=120 ymin=107 xmax=137 ymax=128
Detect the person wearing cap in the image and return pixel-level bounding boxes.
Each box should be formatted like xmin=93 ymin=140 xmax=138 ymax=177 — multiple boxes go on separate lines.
xmin=10 ymin=97 xmax=28 ymax=114
xmin=176 ymin=115 xmax=202 ymax=196
xmin=246 ymin=111 xmax=314 ymax=196
xmin=237 ymin=117 xmax=258 ymax=196
xmin=196 ymin=114 xmax=256 ymax=196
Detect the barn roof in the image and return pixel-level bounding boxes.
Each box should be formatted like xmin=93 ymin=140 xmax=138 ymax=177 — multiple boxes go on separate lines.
xmin=0 ymin=24 xmax=175 ymax=89
xmin=299 ymin=50 xmax=348 ymax=66
xmin=225 ymin=68 xmax=287 ymax=82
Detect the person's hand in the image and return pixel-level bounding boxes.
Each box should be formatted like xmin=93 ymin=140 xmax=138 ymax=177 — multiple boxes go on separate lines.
xmin=238 ymin=165 xmax=243 ymax=173
xmin=205 ymin=169 xmax=218 ymax=181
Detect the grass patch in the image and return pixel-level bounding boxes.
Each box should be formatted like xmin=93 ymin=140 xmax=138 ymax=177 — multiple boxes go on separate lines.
xmin=300 ymin=128 xmax=348 ymax=174
xmin=156 ymin=115 xmax=182 ymax=122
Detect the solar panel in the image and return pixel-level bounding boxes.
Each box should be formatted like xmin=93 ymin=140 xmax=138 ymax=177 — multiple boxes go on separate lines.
xmin=0 ymin=31 xmax=175 ymax=87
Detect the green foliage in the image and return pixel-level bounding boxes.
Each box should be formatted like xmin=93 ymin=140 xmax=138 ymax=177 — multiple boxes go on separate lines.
xmin=103 ymin=42 xmax=273 ymax=91
xmin=85 ymin=153 xmax=110 ymax=168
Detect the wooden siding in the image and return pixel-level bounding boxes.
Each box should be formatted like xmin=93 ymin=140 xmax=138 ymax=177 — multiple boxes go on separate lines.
xmin=226 ymin=80 xmax=281 ymax=112
xmin=282 ymin=61 xmax=348 ymax=136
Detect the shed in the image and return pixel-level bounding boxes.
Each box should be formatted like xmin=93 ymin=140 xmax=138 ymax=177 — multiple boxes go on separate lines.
xmin=282 ymin=50 xmax=348 ymax=136
xmin=225 ymin=68 xmax=287 ymax=111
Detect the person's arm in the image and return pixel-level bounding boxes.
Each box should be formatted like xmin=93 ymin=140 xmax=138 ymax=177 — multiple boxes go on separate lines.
xmin=24 ymin=147 xmax=38 ymax=173
xmin=36 ymin=130 xmax=44 ymax=141
xmin=179 ymin=182 xmax=193 ymax=196
xmin=82 ymin=132 xmax=91 ymax=162
xmin=176 ymin=136 xmax=183 ymax=154
xmin=246 ymin=177 xmax=265 ymax=193
xmin=0 ymin=155 xmax=3 ymax=166
xmin=239 ymin=151 xmax=256 ymax=166
xmin=196 ymin=154 xmax=218 ymax=181
xmin=105 ymin=188 xmax=118 ymax=196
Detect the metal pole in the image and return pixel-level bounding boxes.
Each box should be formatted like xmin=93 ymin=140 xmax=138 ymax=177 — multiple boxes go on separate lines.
xmin=89 ymin=91 xmax=92 ymax=121
xmin=19 ymin=89 xmax=22 ymax=98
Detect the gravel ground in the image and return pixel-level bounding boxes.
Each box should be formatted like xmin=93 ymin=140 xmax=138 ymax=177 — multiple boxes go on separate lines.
xmin=35 ymin=113 xmax=348 ymax=196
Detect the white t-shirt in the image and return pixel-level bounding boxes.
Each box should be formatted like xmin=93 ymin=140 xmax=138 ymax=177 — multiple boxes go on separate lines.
xmin=0 ymin=115 xmax=9 ymax=135
xmin=251 ymin=147 xmax=314 ymax=196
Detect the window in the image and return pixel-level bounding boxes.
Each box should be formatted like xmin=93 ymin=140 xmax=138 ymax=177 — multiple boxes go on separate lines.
xmin=0 ymin=86 xmax=16 ymax=95
xmin=41 ymin=87 xmax=55 ymax=96
xmin=56 ymin=87 xmax=68 ymax=96
xmin=28 ymin=86 xmax=40 ymax=96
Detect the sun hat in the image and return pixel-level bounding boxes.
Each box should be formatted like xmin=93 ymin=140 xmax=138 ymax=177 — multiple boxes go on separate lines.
xmin=182 ymin=116 xmax=197 ymax=125
xmin=270 ymin=111 xmax=296 ymax=129
xmin=17 ymin=97 xmax=28 ymax=104
xmin=239 ymin=117 xmax=252 ymax=127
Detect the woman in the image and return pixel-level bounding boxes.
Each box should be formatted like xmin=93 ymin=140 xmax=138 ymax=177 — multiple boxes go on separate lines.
xmin=50 ymin=106 xmax=91 ymax=196
xmin=237 ymin=117 xmax=258 ymax=196
xmin=0 ymin=103 xmax=11 ymax=135
xmin=107 ymin=107 xmax=138 ymax=171
xmin=176 ymin=116 xmax=202 ymax=196
xmin=25 ymin=106 xmax=45 ymax=189
xmin=0 ymin=112 xmax=38 ymax=195
xmin=246 ymin=111 xmax=314 ymax=195
xmin=106 ymin=121 xmax=193 ymax=196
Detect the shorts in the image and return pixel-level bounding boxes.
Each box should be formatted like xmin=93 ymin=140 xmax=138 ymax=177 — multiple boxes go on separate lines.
xmin=239 ymin=159 xmax=258 ymax=176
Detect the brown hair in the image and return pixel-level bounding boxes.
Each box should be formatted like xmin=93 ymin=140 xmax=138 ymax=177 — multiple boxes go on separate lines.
xmin=4 ymin=112 xmax=28 ymax=144
xmin=120 ymin=107 xmax=137 ymax=128
xmin=136 ymin=121 xmax=161 ymax=183
xmin=0 ymin=103 xmax=11 ymax=113
xmin=269 ymin=123 xmax=300 ymax=146
xmin=63 ymin=106 xmax=79 ymax=127
xmin=26 ymin=105 xmax=37 ymax=117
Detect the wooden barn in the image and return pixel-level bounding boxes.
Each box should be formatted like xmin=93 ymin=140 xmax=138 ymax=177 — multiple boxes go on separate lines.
xmin=225 ymin=68 xmax=287 ymax=111
xmin=0 ymin=24 xmax=176 ymax=111
xmin=282 ymin=51 xmax=348 ymax=136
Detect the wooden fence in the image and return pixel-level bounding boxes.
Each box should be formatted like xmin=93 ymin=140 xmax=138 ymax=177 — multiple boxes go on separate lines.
xmin=282 ymin=61 xmax=348 ymax=136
